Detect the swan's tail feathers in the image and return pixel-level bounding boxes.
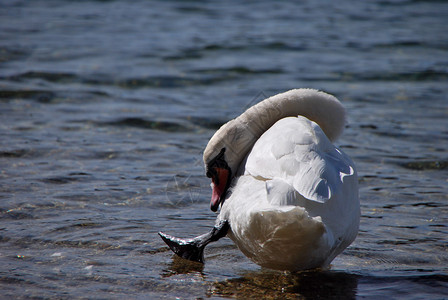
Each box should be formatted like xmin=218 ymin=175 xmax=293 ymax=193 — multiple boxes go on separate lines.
xmin=158 ymin=220 xmax=230 ymax=264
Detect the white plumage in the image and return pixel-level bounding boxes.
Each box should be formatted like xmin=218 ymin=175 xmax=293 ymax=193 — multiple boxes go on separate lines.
xmin=204 ymin=89 xmax=360 ymax=271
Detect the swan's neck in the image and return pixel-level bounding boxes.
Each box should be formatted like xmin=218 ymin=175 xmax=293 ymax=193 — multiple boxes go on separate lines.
xmin=203 ymin=89 xmax=346 ymax=174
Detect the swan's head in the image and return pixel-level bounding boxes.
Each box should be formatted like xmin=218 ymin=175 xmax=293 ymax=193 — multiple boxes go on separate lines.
xmin=204 ymin=119 xmax=256 ymax=212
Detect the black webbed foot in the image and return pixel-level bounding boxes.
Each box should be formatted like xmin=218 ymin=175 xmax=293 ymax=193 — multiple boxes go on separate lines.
xmin=158 ymin=232 xmax=207 ymax=263
xmin=159 ymin=220 xmax=230 ymax=264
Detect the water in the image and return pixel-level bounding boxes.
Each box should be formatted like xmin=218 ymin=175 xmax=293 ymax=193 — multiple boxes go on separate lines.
xmin=1 ymin=0 xmax=447 ymax=298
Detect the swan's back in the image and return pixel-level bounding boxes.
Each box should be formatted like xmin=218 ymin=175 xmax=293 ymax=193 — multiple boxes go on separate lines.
xmin=244 ymin=116 xmax=355 ymax=205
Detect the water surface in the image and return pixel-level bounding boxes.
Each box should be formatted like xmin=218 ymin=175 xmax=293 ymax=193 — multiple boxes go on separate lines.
xmin=1 ymin=0 xmax=447 ymax=298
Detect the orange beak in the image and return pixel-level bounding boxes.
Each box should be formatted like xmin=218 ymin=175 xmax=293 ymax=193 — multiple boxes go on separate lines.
xmin=210 ymin=167 xmax=230 ymax=212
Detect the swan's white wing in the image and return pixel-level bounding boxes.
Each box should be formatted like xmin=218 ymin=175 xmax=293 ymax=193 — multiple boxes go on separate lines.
xmin=265 ymin=178 xmax=303 ymax=206
xmin=244 ymin=116 xmax=354 ymax=204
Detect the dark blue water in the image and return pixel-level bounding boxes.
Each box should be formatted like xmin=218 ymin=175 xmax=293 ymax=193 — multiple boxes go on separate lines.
xmin=1 ymin=0 xmax=447 ymax=298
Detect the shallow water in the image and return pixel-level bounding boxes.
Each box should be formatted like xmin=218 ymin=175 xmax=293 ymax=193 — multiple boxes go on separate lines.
xmin=1 ymin=0 xmax=447 ymax=298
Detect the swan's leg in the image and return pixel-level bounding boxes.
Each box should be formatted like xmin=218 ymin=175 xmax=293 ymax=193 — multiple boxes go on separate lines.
xmin=158 ymin=220 xmax=229 ymax=263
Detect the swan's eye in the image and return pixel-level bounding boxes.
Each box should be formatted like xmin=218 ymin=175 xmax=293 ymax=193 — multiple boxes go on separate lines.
xmin=206 ymin=167 xmax=217 ymax=179
xmin=206 ymin=148 xmax=228 ymax=180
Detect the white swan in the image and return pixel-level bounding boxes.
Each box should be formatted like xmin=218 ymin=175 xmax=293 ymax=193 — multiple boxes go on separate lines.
xmin=159 ymin=88 xmax=359 ymax=271
xmin=202 ymin=89 xmax=360 ymax=271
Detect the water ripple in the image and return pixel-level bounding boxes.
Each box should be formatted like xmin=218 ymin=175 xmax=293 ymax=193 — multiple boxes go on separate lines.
xmin=96 ymin=117 xmax=193 ymax=132
xmin=399 ymin=160 xmax=448 ymax=170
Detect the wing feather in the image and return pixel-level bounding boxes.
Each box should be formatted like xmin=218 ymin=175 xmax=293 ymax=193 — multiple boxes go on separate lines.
xmin=244 ymin=116 xmax=355 ymax=204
